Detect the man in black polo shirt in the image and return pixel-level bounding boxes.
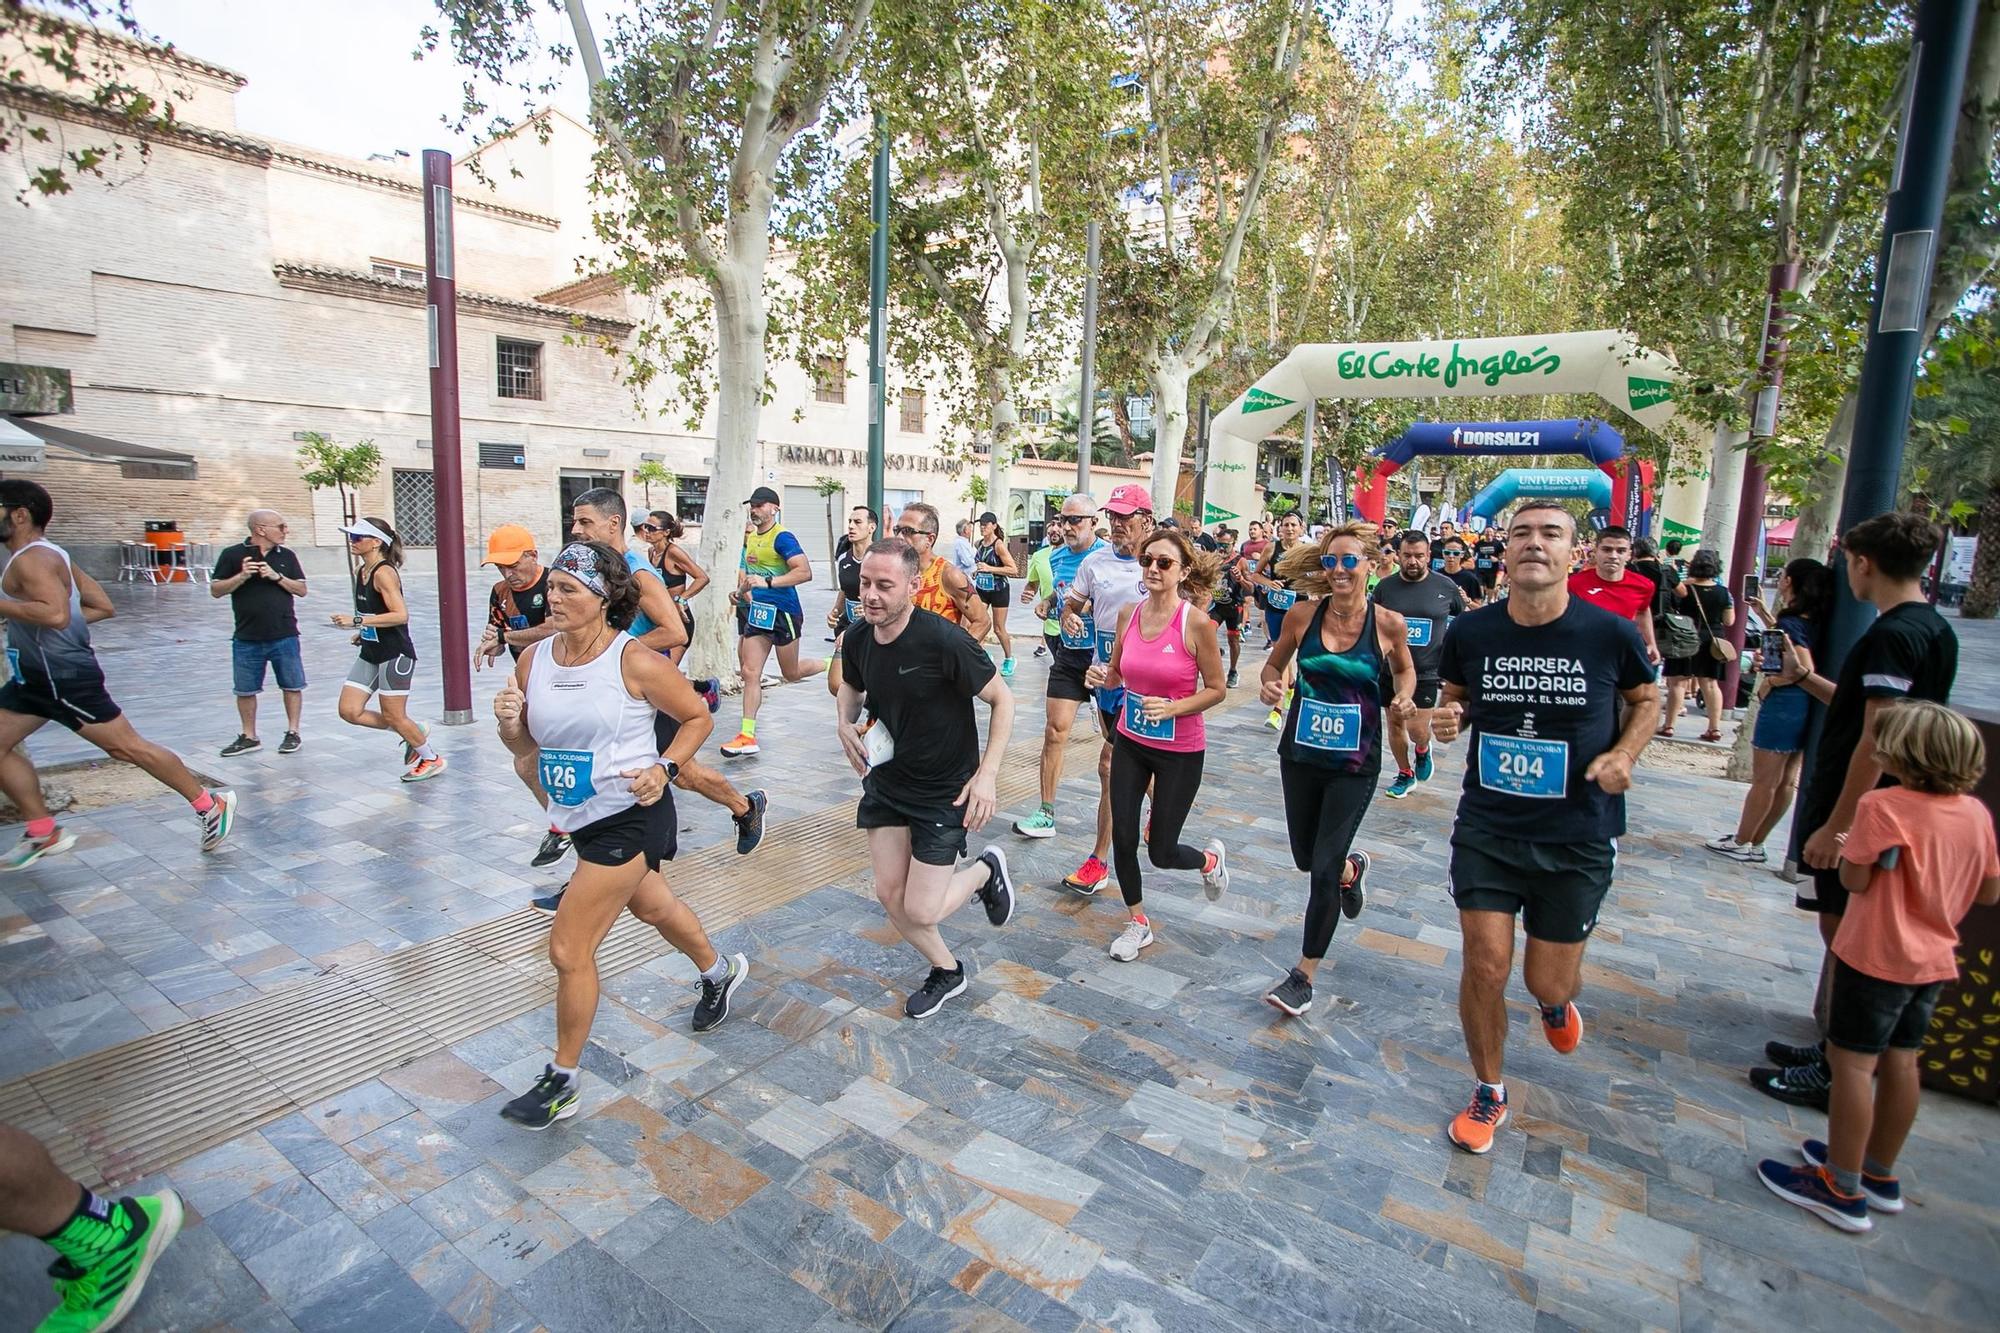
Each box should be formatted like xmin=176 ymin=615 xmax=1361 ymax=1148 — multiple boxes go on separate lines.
xmin=211 ymin=509 xmax=308 ymax=755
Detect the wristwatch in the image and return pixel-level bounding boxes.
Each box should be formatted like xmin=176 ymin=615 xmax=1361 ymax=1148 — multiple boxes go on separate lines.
xmin=660 ymin=759 xmax=681 ymax=782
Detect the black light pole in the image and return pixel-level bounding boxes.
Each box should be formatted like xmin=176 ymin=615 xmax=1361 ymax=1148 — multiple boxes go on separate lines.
xmin=422 ymin=149 xmax=473 ymax=726
xmin=866 ymin=112 xmax=889 ymax=523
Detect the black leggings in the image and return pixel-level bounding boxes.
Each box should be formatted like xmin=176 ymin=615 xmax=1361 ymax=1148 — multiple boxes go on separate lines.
xmin=1279 ymin=760 xmax=1376 ymax=960
xmin=1110 ymin=732 xmax=1207 ymax=908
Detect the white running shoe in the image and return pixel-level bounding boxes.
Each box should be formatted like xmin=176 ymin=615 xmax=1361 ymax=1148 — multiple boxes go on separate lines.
xmin=1201 ymin=838 xmax=1228 ymax=901
xmin=1108 ymin=917 xmax=1154 ymax=962
xmin=1704 ymin=834 xmax=1742 ymax=855
xmin=1727 ymin=844 xmax=1769 ymax=863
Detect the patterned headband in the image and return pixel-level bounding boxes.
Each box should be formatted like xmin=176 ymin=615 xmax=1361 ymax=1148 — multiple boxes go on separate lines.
xmin=551 ymin=543 xmax=608 ymax=598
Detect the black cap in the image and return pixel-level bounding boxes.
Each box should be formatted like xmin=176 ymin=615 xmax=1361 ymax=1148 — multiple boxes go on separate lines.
xmin=978 ymin=511 xmax=1000 ymax=526
xmin=745 ymin=486 xmax=781 ymax=506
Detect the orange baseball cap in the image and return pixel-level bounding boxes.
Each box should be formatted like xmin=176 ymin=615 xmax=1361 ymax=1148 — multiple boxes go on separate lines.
xmin=482 ymin=524 xmax=537 ymax=565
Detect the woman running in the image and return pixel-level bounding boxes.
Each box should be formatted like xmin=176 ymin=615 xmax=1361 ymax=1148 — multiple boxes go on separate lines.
xmin=1247 ymin=512 xmax=1307 ymax=728
xmin=973 ymin=511 xmax=1020 ymax=676
xmin=1260 ymin=522 xmax=1416 ymax=1016
xmin=494 ymin=541 xmax=747 ymax=1129
xmin=331 ymin=517 xmax=444 ymax=781
xmin=638 ymin=511 xmax=709 ymax=658
xmin=1084 ymin=529 xmax=1230 ymax=962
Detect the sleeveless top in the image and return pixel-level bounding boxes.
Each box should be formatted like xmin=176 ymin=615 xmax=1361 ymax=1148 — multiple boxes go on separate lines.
xmin=653 ymin=546 xmax=688 ymax=592
xmin=913 ymin=557 xmax=960 ymax=622
xmin=524 ymin=632 xmax=662 ymax=832
xmin=975 ymin=540 xmax=1009 ymax=594
xmin=1115 ymin=600 xmax=1204 ymax=753
xmin=4 ymin=538 xmax=97 ymax=679
xmin=353 ymin=562 xmax=416 ymax=664
xmin=1279 ymin=599 xmax=1389 ymax=776
xmin=1256 ymin=540 xmax=1297 ymax=610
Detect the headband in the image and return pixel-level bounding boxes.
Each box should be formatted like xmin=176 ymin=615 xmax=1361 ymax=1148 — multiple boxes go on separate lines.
xmin=551 ymin=543 xmax=609 ymax=598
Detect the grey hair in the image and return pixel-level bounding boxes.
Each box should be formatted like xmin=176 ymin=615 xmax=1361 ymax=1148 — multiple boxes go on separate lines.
xmin=1062 ymin=492 xmax=1097 ymax=513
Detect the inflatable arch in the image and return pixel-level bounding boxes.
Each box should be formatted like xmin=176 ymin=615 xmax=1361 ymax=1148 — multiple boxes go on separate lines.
xmin=1353 ymin=418 xmax=1654 ymax=534
xmin=1464 ymin=468 xmax=1613 ymax=521
xmin=1206 ymin=330 xmax=1708 ymax=534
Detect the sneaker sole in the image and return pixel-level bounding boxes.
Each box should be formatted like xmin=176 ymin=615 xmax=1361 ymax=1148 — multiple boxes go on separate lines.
xmin=1203 ymin=841 xmax=1227 ymax=902
xmin=1013 ymin=822 xmax=1058 ymax=840
xmin=1448 ymin=1107 xmax=1509 ymax=1154
xmin=1748 ymin=1067 xmax=1830 ymax=1109
xmin=277 ymin=743 xmax=302 ymax=755
xmin=531 ymin=894 xmax=566 ymax=915
xmin=202 ymin=794 xmax=236 ymax=853
xmin=1384 ymin=787 xmax=1413 ymax=800
xmin=907 ymin=972 xmax=969 ymax=1019
xmin=1062 ymin=875 xmax=1103 ymax=895
xmin=104 ymin=1190 xmax=184 ymax=1328
xmin=1543 ymin=1002 xmax=1584 ymax=1055
xmin=402 ymin=762 xmax=448 ymax=782
xmin=692 ymin=954 xmax=749 ymax=1033
xmin=1263 ymin=991 xmax=1311 ymax=1017
xmin=1757 ymin=1167 xmax=1872 ymax=1232
xmin=220 ymin=744 xmax=261 ymax=757
xmin=1799 ymin=1142 xmax=1903 ymax=1212
xmin=4 ymin=831 xmax=78 ymax=871
xmin=981 ymin=847 xmax=1015 ymax=927
xmin=503 ymin=1094 xmax=581 ymax=1131
xmin=1108 ymin=933 xmax=1153 ymax=962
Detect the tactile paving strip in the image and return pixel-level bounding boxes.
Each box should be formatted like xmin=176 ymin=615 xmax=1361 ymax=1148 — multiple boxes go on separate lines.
xmin=1 ymin=736 xmax=1092 ymax=1188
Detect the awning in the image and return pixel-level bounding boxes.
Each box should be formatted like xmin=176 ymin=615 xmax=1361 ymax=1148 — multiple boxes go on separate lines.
xmin=1766 ymin=518 xmax=1797 ymax=546
xmin=1 ymin=416 xmax=197 ymax=480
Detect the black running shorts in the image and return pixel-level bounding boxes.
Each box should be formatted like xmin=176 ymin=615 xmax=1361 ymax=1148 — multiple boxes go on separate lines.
xmin=1449 ymin=830 xmax=1615 ymax=944
xmin=736 ymin=605 xmax=801 ymax=647
xmin=570 ymin=795 xmax=677 ymax=872
xmin=0 ymin=667 xmax=121 ymax=732
xmin=857 ymin=783 xmax=968 ymax=867
xmin=1411 ymin=678 xmax=1441 ymax=709
xmin=1046 ymin=636 xmax=1094 ymax=703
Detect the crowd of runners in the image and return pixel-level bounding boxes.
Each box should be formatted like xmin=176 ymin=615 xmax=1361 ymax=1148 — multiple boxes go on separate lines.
xmin=0 ymin=471 xmax=1992 ymax=1329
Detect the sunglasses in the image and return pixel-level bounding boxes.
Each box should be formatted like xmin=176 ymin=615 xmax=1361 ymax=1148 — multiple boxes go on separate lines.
xmin=1138 ymin=554 xmax=1179 ymax=571
xmin=1321 ymin=553 xmax=1363 ymax=571
xmin=1051 ymin=515 xmax=1091 ymax=528
xmin=1442 ymin=549 xmax=1465 ymax=558
xmin=893 ymin=525 xmax=931 ymax=538
xmin=345 ymin=533 xmax=369 ymax=544
xmin=633 ymin=522 xmax=662 ymax=534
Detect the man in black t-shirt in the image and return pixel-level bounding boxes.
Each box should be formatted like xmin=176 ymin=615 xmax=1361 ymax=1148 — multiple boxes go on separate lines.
xmin=837 ymin=538 xmax=1018 ymax=1020
xmin=825 ymin=505 xmax=877 ymax=697
xmin=1749 ymin=511 xmax=1959 ymax=1108
xmin=475 ymin=526 xmax=554 ymax=666
xmin=211 ymin=509 xmax=309 ymax=756
xmin=1371 ymin=530 xmax=1466 ymax=797
xmin=1472 ymin=532 xmax=1504 ymax=593
xmin=1432 ymin=502 xmax=1657 ymax=1157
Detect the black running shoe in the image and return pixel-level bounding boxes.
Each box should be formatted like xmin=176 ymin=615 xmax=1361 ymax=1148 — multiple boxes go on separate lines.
xmin=1765 ymin=1038 xmax=1824 ymax=1069
xmin=1340 ymin=850 xmax=1369 ymax=920
xmin=1265 ymin=968 xmax=1313 ymax=1017
xmin=905 ymin=963 xmax=968 ymax=1019
xmin=1749 ymin=1060 xmax=1831 ymax=1110
xmin=220 ymin=734 xmax=261 ymax=757
xmin=531 ymin=829 xmax=571 ymax=868
xmin=691 ymin=952 xmax=748 ymax=1033
xmin=735 ymin=790 xmax=768 ymax=856
xmin=500 ymin=1066 xmax=580 ymax=1129
xmin=974 ymin=846 xmax=1014 ymax=927
xmin=277 ymin=731 xmax=303 ymax=755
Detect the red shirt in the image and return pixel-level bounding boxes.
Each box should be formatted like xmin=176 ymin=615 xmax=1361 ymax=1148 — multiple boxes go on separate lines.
xmin=1568 ymin=568 xmax=1656 ymax=621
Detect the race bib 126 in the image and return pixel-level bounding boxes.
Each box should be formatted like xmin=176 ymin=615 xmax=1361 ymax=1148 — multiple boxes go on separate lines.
xmin=1294 ymin=698 xmax=1362 ymax=752
xmin=538 ymin=748 xmax=597 ymax=807
xmin=1478 ymin=734 xmax=1568 ymax=799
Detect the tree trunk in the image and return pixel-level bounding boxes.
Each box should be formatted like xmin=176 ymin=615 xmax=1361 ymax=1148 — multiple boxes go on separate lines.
xmin=1726 ymin=688 xmax=1762 ymax=782
xmin=1788 ymin=389 xmax=1857 ymax=561
xmin=687 ymin=268 xmax=768 ymax=684
xmin=1145 ymin=351 xmax=1193 ymax=516
xmin=1964 ymin=486 xmax=2000 ymax=618
xmin=1700 ymin=421 xmax=1750 ymax=553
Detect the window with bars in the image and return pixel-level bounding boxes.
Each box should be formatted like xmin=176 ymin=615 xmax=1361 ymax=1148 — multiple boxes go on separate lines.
xmin=497 ymin=338 xmax=544 ymax=400
xmin=391 ymin=469 xmax=438 ymax=546
xmin=676 ymin=476 xmax=709 ymax=525
xmin=813 ymin=355 xmax=846 ymax=403
xmin=900 ymin=389 xmax=925 ymax=433
xmin=370 ymin=260 xmax=426 ymax=283
xmin=478 ymin=442 xmax=526 ymax=470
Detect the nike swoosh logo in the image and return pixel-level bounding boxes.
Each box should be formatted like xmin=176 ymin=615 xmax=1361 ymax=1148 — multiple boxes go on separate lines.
xmin=899 ymin=665 xmax=921 ymax=674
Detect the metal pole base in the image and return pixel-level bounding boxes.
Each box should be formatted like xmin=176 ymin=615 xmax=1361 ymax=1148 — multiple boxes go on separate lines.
xmin=440 ymin=710 xmax=475 ymax=726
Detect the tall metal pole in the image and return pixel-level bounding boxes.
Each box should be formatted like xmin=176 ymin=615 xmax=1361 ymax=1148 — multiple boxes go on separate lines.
xmin=866 ymin=112 xmax=889 ymax=523
xmin=1191 ymin=392 xmax=1211 ymax=527
xmin=422 ymin=149 xmax=472 ymax=726
xmin=1076 ymin=220 xmax=1100 ymax=494
xmin=1298 ymin=399 xmax=1317 ymax=525
xmin=1720 ymin=259 xmax=1800 ymax=704
xmin=1789 ymin=0 xmax=1977 ymax=862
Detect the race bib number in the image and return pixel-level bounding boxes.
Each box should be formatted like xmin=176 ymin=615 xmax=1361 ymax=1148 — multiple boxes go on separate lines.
xmin=1294 ymin=699 xmax=1362 ymax=752
xmin=746 ymin=600 xmax=778 ymax=631
xmin=506 ymin=614 xmax=529 ymax=631
xmin=1406 ymin=618 xmax=1433 ymax=647
xmin=359 ymin=625 xmax=380 ymax=642
xmin=4 ymin=648 xmax=18 ymax=684
xmin=1431 ymin=558 xmax=1445 ymax=571
xmin=537 ymin=748 xmax=597 ymax=807
xmin=1123 ymin=692 xmax=1175 ymax=742
xmin=1095 ymin=629 xmax=1116 ymax=664
xmin=1476 ymin=558 xmax=1494 ymax=570
xmin=1267 ymin=588 xmax=1297 ymax=611
xmin=845 ymin=598 xmax=863 ymax=622
xmin=974 ymin=572 xmax=997 ymax=591
xmin=1478 ymin=735 xmax=1568 ymax=799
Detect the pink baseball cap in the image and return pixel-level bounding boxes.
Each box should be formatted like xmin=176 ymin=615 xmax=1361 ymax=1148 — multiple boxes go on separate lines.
xmin=1104 ymin=484 xmax=1153 ymax=516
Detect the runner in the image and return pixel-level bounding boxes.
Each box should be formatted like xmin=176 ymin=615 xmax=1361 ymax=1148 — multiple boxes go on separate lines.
xmin=1567 ymin=526 xmax=1660 ymax=665
xmin=1084 ymin=528 xmax=1230 ymax=961
xmin=1209 ymin=527 xmax=1246 ymax=688
xmin=836 ymin=539 xmax=1016 ymax=1019
xmin=720 ymin=486 xmax=825 ymax=758
xmin=495 ymin=542 xmax=747 ymax=1129
xmin=973 ymin=511 xmax=1019 ymax=676
xmin=476 ymin=526 xmax=571 ymax=866
xmin=1431 ymin=502 xmax=1658 ymax=1154
xmin=1055 ymin=484 xmax=1155 ymax=893
xmin=1012 ymin=493 xmax=1106 ymax=840
xmin=1439 ymin=539 xmax=1486 ymax=607
xmin=1472 ymin=526 xmax=1504 ymax=597
xmin=0 ymin=480 xmax=235 ymax=868
xmin=825 ymin=504 xmax=876 ymax=695
xmin=3 ymin=1120 xmax=182 ymax=1332
xmin=638 ymin=511 xmax=713 ymax=676
xmin=1245 ymin=512 xmax=1307 ymax=728
xmin=1370 ymin=529 xmax=1466 ymax=799
xmin=895 ymin=502 xmax=991 ymax=637
xmin=331 ymin=517 xmax=446 ymax=782
xmin=1019 ymin=525 xmax=1062 ymax=659
xmin=1260 ymin=524 xmax=1417 ymax=1015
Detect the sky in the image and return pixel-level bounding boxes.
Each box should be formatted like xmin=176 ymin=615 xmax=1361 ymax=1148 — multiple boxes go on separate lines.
xmin=131 ymin=0 xmax=592 ymax=160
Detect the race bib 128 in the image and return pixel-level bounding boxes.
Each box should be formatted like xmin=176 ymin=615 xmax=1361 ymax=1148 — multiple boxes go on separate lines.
xmin=1406 ymin=618 xmax=1433 ymax=647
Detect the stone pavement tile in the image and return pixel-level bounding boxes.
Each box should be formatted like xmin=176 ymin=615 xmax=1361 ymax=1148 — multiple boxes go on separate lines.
xmin=725 ymin=1182 xmax=941 ymax=1327
xmin=284 ymin=1250 xmax=459 ymax=1333
xmin=378 ymin=1048 xmax=505 ymax=1121
xmin=1070 ymin=1258 xmax=1267 ymax=1333
xmin=304 ymin=1153 xmax=399 ymax=1224
xmin=1120 ymin=1079 xmax=1268 ymax=1162
xmin=623 ymin=1119 xmax=770 ymax=1223
xmin=1678 ymin=1232 xmax=1965 ymax=1333
xmin=167 ymin=1133 xmax=301 ymax=1216
xmin=343 ymin=1111 xmax=486 ymax=1203
xmin=635 ymin=1225 xmax=838 ymax=1332
xmin=205 ymin=1174 xmax=340 ymax=1264
xmin=513 ymin=1240 xmax=705 ymax=1333
xmin=243 ymin=1210 xmax=384 ymax=1308
xmin=1191 ymin=1234 xmax=1498 ymax=1333
xmin=440 ymin=1090 xmax=588 ymax=1180
xmin=826 ymin=1073 xmax=929 ymax=1140
xmin=520 ymin=1142 xmax=664 ymax=1240
xmin=453 ymin=1197 xmax=582 ymax=1286
xmin=363 ymin=1204 xmax=542 ymax=1333
xmin=28 ymin=988 xmax=151 ymax=1058
xmin=1642 ymin=1174 xmax=1867 ymax=1292
xmin=945 ymin=1130 xmax=1100 ymax=1227
xmin=301 ymin=1078 xmax=418 ymax=1146
xmin=410 ymin=1164 xmax=531 ymax=1241
xmin=942 ymin=1193 xmax=1102 ymax=1304
xmin=748 ymin=1091 xmax=849 ymax=1159
xmin=797 ymin=1125 xmax=905 ymax=1195
xmin=790 ymin=1166 xmax=906 ymax=1243
xmin=597 ymin=1195 xmax=697 ymax=1264
xmin=867 ymin=1151 xmax=990 ymax=1237
xmin=1378 ymin=1175 xmax=1535 ymax=1271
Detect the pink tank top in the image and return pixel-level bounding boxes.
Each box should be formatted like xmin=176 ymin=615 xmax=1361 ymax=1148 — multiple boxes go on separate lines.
xmin=1116 ymin=600 xmax=1204 ymax=752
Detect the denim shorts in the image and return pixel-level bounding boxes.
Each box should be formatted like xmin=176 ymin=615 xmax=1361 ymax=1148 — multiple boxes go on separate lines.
xmin=232 ymin=637 xmax=306 ymax=695
xmin=1752 ymin=685 xmax=1810 ymax=753
xmin=1827 ymin=957 xmax=1943 ymax=1055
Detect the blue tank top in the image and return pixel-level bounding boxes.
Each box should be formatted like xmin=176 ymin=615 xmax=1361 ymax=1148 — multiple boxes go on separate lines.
xmin=1279 ymin=598 xmax=1389 ymax=776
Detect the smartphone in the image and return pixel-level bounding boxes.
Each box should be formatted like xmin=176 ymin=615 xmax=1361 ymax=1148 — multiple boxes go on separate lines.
xmin=1741 ymin=573 xmax=1759 ymax=601
xmin=1760 ymin=628 xmax=1787 ymax=673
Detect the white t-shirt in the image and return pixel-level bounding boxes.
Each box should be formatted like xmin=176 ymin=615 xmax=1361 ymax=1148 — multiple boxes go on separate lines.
xmin=1071 ymin=549 xmax=1146 ymax=647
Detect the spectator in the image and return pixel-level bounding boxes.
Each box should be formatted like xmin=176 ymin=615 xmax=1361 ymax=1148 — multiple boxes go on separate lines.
xmin=952 ymin=520 xmax=979 ymax=577
xmin=1660 ymin=548 xmax=1733 ymax=741
xmin=476 ymin=525 xmax=554 ymax=667
xmin=211 ymin=508 xmax=308 ymax=756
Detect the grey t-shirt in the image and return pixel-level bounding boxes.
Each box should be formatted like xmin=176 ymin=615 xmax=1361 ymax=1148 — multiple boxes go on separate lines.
xmin=1371 ymin=570 xmax=1466 ymax=678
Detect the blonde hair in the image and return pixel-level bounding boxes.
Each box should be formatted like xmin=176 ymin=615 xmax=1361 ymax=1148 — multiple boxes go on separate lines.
xmin=1873 ymin=700 xmax=1985 ymax=795
xmin=1139 ymin=529 xmax=1223 ymax=607
xmin=1274 ymin=521 xmax=1381 ymax=596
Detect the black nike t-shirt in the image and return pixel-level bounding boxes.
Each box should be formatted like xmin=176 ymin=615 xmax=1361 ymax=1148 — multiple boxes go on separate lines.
xmin=1439 ymin=598 xmax=1654 ymax=843
xmin=843 ymin=607 xmax=997 ymax=807
xmin=1447 ymin=568 xmax=1485 ymax=603
xmin=1370 ymin=570 xmax=1465 ymax=678
xmin=1803 ymin=600 xmax=1957 ymax=824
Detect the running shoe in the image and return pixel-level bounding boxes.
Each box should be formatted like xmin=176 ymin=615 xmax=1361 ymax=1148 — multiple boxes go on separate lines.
xmin=1726 ymin=844 xmax=1769 ymax=863
xmin=1799 ymin=1140 xmax=1903 ymax=1212
xmin=1704 ymin=834 xmax=1743 ymax=855
xmin=1447 ymin=1084 xmax=1509 ymax=1154
xmin=905 ymin=962 xmax=967 ymax=1019
xmin=1340 ymin=850 xmax=1368 ymax=919
xmin=36 ymin=1191 xmax=183 ymax=1333
xmin=1265 ymin=708 xmax=1283 ymax=731
xmin=1201 ymin=838 xmax=1229 ymax=901
xmin=500 ymin=1066 xmax=581 ymax=1130
xmin=277 ymin=731 xmax=303 ymax=755
xmin=700 ymin=678 xmax=721 ymax=714
xmin=1748 ymin=1060 xmax=1831 ymax=1110
xmin=1000 ymin=658 xmax=1016 ymax=678
xmin=1765 ymin=1038 xmax=1824 ymax=1068
xmin=2 ymin=828 xmax=77 ymax=872
xmin=1385 ymin=772 xmax=1416 ymax=800
xmin=531 ymin=882 xmax=568 ymax=914
xmin=219 ymin=734 xmax=260 ymax=757
xmin=198 ymin=790 xmax=236 ymax=853
xmin=734 ymin=790 xmax=768 ymax=855
xmin=402 ymin=755 xmax=448 ymax=783
xmin=1264 ymin=967 xmax=1313 ymax=1016
xmin=1755 ymin=1160 xmax=1871 ymax=1232
xmin=1541 ymin=1000 xmax=1584 ymax=1054
xmin=1108 ymin=918 xmax=1153 ymax=961
xmin=401 ymin=721 xmax=431 ymax=766
xmin=1033 ymin=645 xmax=1046 ymax=658
xmin=719 ymin=732 xmax=759 ymax=758
xmin=1063 ymin=854 xmax=1109 ymax=895
xmin=1226 ymin=669 xmax=1239 ymax=689
xmin=1413 ymin=748 xmax=1435 ymax=782
xmin=1013 ymin=807 xmax=1058 ymax=839
xmin=532 ymin=829 xmax=571 ymax=868
xmin=691 ymin=952 xmax=748 ymax=1033
xmin=974 ymin=846 xmax=1015 ymax=927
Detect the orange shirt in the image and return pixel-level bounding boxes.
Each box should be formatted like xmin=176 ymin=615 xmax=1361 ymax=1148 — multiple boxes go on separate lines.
xmin=914 ymin=556 xmax=960 ymax=623
xmin=1836 ymin=787 xmax=2000 ymax=984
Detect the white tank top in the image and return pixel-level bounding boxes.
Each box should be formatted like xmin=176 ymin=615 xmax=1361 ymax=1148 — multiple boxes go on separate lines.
xmin=524 ymin=631 xmax=661 ymax=832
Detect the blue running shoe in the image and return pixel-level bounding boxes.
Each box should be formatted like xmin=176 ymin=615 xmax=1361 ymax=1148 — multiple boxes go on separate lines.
xmin=1413 ymin=748 xmax=1435 ymax=782
xmin=1756 ymin=1160 xmax=1871 ymax=1232
xmin=1799 ymin=1140 xmax=1902 ymax=1212
xmin=1385 ymin=772 xmax=1416 ymax=800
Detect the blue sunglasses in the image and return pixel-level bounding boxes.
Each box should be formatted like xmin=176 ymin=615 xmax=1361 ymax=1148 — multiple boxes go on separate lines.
xmin=1320 ymin=553 xmax=1363 ymax=571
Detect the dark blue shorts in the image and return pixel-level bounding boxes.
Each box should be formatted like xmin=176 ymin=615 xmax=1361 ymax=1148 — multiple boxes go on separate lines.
xmin=232 ymin=637 xmax=307 ymax=695
xmin=1752 ymin=685 xmax=1810 ymax=753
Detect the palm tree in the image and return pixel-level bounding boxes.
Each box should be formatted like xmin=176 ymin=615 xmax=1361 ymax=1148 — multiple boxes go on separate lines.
xmin=1040 ymin=405 xmax=1123 ymax=467
xmin=1907 ymin=311 xmax=2000 ymax=616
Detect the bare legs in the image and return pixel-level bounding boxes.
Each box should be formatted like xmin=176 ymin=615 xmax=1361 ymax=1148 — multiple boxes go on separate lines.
xmin=337 ymin=685 xmax=426 ymax=750
xmin=1732 ymin=749 xmax=1803 ymax=845
xmin=868 ymin=827 xmax=991 ymax=969
xmin=1826 ymin=1044 xmax=1921 ymax=1180
xmin=1457 ymin=910 xmax=1587 ymax=1084
xmin=0 ymin=1122 xmax=85 ymax=1237
xmin=1039 ymin=697 xmax=1080 ymax=807
xmin=546 ymin=856 xmax=719 ymax=1067
xmin=234 ymin=691 xmax=302 ymax=741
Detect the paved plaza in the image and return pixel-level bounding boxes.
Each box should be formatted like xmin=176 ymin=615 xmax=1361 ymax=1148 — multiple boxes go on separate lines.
xmin=1 ymin=576 xmax=1997 ymax=1332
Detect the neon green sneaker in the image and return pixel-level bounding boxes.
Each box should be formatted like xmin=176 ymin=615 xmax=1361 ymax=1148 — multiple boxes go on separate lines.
xmin=36 ymin=1192 xmax=183 ymax=1332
